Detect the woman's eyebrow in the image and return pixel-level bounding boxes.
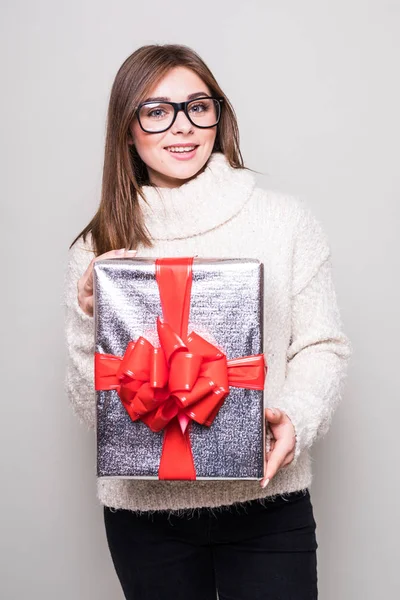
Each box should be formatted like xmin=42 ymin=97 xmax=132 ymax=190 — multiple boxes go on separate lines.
xmin=143 ymin=91 xmax=210 ymax=102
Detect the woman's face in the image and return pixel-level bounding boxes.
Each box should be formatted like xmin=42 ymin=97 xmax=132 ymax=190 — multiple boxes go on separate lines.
xmin=129 ymin=67 xmax=218 ymax=188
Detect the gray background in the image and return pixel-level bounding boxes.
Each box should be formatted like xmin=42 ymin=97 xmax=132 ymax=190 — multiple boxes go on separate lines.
xmin=1 ymin=1 xmax=399 ymax=598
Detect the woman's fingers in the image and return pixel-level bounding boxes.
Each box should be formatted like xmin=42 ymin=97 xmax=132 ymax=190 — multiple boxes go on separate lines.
xmin=77 ymin=248 xmax=137 ymax=316
xmin=266 ymin=438 xmax=275 ymax=460
xmin=77 ymin=259 xmax=96 ymax=315
xmin=262 ymin=437 xmax=291 ymax=485
xmin=262 ymin=440 xmax=294 ymax=488
xmin=265 ymin=407 xmax=282 ymax=423
xmin=262 ymin=438 xmax=275 ymax=483
xmin=87 ymin=249 xmax=135 ymax=290
xmin=260 ymin=407 xmax=296 ymax=488
xmin=260 ymin=411 xmax=280 ymax=488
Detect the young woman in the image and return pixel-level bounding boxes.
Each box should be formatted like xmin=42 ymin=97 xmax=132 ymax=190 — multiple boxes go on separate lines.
xmin=64 ymin=44 xmax=352 ymax=599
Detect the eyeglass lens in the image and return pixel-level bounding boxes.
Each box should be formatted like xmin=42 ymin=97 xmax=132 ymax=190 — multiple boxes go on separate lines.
xmin=138 ymin=98 xmax=220 ymax=132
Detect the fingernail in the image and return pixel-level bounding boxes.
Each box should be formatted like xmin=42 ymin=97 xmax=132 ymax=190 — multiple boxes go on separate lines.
xmin=268 ymin=408 xmax=277 ymax=415
xmin=126 ymin=250 xmax=137 ymax=254
xmin=261 ymin=478 xmax=270 ymax=489
xmin=115 ymin=248 xmax=126 ymax=255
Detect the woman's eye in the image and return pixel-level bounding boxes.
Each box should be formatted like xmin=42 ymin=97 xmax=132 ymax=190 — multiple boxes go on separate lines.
xmin=148 ymin=109 xmax=165 ymax=119
xmin=189 ymin=102 xmax=209 ymax=114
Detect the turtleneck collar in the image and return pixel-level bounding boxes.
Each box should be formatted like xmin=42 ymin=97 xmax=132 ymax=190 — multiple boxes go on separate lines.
xmin=139 ymin=152 xmax=256 ymax=241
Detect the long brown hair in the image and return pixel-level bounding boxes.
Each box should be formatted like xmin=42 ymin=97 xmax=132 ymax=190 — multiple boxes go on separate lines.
xmin=70 ymin=44 xmax=256 ymax=256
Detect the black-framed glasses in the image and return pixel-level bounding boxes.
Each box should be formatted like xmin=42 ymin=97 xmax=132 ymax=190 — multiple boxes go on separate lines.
xmin=135 ymin=96 xmax=224 ymax=133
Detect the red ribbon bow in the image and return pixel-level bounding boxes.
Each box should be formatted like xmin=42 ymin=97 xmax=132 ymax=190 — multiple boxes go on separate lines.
xmin=94 ymin=257 xmax=266 ymax=480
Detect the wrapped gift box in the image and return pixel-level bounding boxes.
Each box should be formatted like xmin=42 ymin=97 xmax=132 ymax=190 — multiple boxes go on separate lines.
xmin=93 ymin=257 xmax=266 ymax=480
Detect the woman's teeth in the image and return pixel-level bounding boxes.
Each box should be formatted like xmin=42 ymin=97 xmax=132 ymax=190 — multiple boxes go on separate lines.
xmin=166 ymin=146 xmax=196 ymax=153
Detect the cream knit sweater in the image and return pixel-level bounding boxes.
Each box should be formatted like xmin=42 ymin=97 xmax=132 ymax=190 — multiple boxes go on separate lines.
xmin=63 ymin=151 xmax=352 ymax=513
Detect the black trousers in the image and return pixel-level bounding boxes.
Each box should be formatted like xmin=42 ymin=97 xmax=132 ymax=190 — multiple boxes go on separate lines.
xmin=103 ymin=488 xmax=318 ymax=600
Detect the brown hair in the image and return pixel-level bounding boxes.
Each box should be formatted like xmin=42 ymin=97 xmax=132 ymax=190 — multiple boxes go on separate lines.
xmin=69 ymin=44 xmax=256 ymax=256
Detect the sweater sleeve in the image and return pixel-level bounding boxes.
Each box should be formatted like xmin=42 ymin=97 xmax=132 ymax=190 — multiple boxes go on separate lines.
xmin=63 ymin=235 xmax=96 ymax=430
xmin=273 ymin=203 xmax=353 ymax=465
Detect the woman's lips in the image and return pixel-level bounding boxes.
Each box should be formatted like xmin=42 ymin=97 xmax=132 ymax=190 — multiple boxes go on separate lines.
xmin=164 ymin=146 xmax=199 ymax=160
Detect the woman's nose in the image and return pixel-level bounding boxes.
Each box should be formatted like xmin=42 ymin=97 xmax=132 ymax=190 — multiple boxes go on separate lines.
xmin=171 ymin=109 xmax=194 ymax=133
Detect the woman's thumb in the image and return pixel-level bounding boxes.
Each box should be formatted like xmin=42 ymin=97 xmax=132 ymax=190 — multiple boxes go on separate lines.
xmin=265 ymin=407 xmax=281 ymax=421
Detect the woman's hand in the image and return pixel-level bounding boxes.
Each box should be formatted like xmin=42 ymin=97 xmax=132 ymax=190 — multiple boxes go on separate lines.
xmin=77 ymin=248 xmax=137 ymax=316
xmin=260 ymin=408 xmax=296 ymax=488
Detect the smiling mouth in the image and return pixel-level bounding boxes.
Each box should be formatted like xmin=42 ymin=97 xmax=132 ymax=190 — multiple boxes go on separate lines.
xmin=164 ymin=145 xmax=199 ymax=153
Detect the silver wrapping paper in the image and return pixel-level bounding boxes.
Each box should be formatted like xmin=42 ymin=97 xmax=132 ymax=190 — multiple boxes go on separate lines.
xmin=93 ymin=258 xmax=264 ymax=480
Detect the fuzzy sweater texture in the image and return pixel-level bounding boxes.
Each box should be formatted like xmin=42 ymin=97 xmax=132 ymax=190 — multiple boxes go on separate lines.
xmin=63 ymin=151 xmax=352 ymax=513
